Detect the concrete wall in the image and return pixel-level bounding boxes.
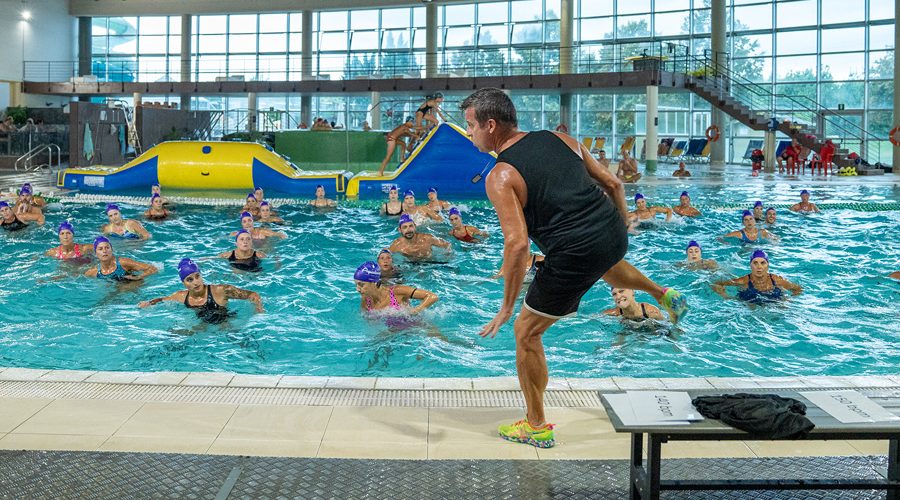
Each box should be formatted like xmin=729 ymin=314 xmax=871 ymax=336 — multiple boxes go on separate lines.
xmin=0 ymin=0 xmax=74 ymax=108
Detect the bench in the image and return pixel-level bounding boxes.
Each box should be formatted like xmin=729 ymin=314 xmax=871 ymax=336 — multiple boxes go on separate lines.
xmin=600 ymin=389 xmax=900 ymax=500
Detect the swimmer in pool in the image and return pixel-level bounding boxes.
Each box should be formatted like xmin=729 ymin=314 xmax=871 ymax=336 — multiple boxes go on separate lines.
xmin=764 ymin=207 xmax=777 ymax=225
xmin=144 ymin=194 xmax=171 ymax=220
xmin=750 ymin=201 xmax=765 ymax=221
xmin=241 ymin=193 xmax=260 ymax=218
xmin=102 ymin=204 xmax=151 ymax=240
xmin=789 ymin=189 xmax=820 ymax=213
xmin=425 ymin=187 xmax=452 ymax=213
xmin=890 ymin=271 xmax=900 ymax=280
xmin=492 ymin=251 xmax=545 ymax=280
xmin=139 ymin=258 xmax=264 ymax=321
xmin=400 ymin=190 xmax=441 ymax=222
xmin=0 ymin=200 xmax=44 ymax=231
xmin=603 ymin=287 xmax=665 ymax=321
xmin=230 ymin=212 xmax=287 ymax=241
xmin=711 ymin=249 xmax=801 ymax=303
xmin=150 ymin=184 xmax=171 ymax=206
xmin=354 ymin=261 xmax=438 ymax=313
xmin=628 ymin=193 xmax=672 ymax=229
xmin=45 ymin=221 xmax=94 ymax=261
xmin=388 ymin=214 xmax=451 ymax=260
xmin=84 ymin=236 xmax=157 ymax=281
xmin=253 ymin=186 xmax=265 ymax=203
xmin=447 ymin=207 xmax=489 ymax=243
xmin=672 ymin=191 xmax=701 ymax=217
xmin=15 ymin=183 xmax=45 ymax=215
xmin=380 ymin=185 xmax=404 ymax=216
xmin=257 ymin=201 xmax=283 ymax=223
xmin=681 ymin=240 xmax=718 ymax=271
xmin=377 ymin=249 xmax=402 ymax=280
xmin=722 ymin=210 xmax=775 ymax=243
xmin=309 ymin=185 xmax=337 ymax=208
xmin=218 ymin=230 xmax=266 ymax=272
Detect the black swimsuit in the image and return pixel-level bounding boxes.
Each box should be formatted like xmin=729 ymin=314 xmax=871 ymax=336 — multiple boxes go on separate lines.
xmin=228 ymin=250 xmax=262 ymax=272
xmin=184 ymin=285 xmax=230 ymax=324
xmin=383 ymin=202 xmax=403 ymax=216
xmin=618 ymin=303 xmax=650 ymax=320
xmin=1 ymin=216 xmax=28 ymax=231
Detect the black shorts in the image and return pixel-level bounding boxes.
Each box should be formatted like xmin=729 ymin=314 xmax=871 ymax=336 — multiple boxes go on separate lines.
xmin=523 ymin=229 xmax=628 ymax=319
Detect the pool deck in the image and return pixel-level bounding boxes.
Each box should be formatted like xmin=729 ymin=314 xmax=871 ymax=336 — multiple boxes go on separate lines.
xmin=0 ymin=369 xmax=897 ymax=461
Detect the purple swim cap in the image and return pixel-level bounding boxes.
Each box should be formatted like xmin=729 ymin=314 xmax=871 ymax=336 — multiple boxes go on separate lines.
xmin=151 ymin=193 xmax=160 ymax=200
xmin=398 ymin=214 xmax=414 ymax=227
xmin=316 ymin=184 xmax=324 ymax=190
xmin=389 ymin=185 xmax=398 ymax=192
xmin=800 ymin=189 xmax=810 ymax=196
xmin=448 ymin=207 xmax=461 ymax=217
xmin=240 ymin=211 xmax=253 ymax=220
xmin=178 ymin=258 xmax=200 ymax=281
xmin=20 ymin=184 xmax=32 ymax=195
xmin=379 ymin=248 xmax=391 ymax=256
xmin=428 ymin=187 xmax=437 ymax=194
xmin=235 ymin=229 xmax=250 ymax=241
xmin=354 ymin=261 xmax=381 ymax=283
xmin=680 ymin=191 xmax=689 ymax=198
xmin=687 ymin=240 xmax=700 ymax=250
xmin=742 ymin=210 xmax=753 ymax=219
xmin=260 ymin=201 xmax=269 ymax=207
xmin=634 ymin=193 xmax=644 ymax=201
xmin=750 ymin=249 xmax=769 ymax=263
xmin=58 ymin=221 xmax=74 ymax=235
xmin=105 ymin=203 xmax=120 ymax=214
xmin=404 ymin=190 xmax=415 ymax=198
xmin=255 ymin=186 xmax=263 ymax=192
xmin=93 ymin=236 xmax=111 ymax=251
xmin=754 ymin=200 xmax=763 ymax=208
xmin=766 ymin=207 xmax=776 ymax=213
xmin=0 ymin=201 xmax=8 ymax=209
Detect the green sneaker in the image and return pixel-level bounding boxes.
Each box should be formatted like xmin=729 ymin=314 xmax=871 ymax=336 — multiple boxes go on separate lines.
xmin=660 ymin=287 xmax=688 ymax=324
xmin=498 ymin=419 xmax=556 ymax=448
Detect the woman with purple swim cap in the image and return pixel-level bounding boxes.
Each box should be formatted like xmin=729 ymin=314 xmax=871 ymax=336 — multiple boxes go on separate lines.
xmin=144 ymin=194 xmax=171 ymax=221
xmin=353 ymin=261 xmax=438 ymax=314
xmin=722 ymin=210 xmax=775 ymax=243
xmin=0 ymin=199 xmax=44 ymax=231
xmin=45 ymin=221 xmax=94 ymax=261
xmin=241 ymin=192 xmax=261 ymax=218
xmin=672 ymin=191 xmax=701 ymax=217
xmin=309 ymin=185 xmax=337 ymax=208
xmin=102 ymin=204 xmax=151 ymax=240
xmin=400 ymin=190 xmax=441 ymax=223
xmin=425 ymin=187 xmax=452 ymax=213
xmin=447 ymin=207 xmax=490 ymax=243
xmin=376 ymin=249 xmax=402 ymax=280
xmin=140 ymin=258 xmax=263 ymax=321
xmin=257 ymin=201 xmax=283 ymax=223
xmin=380 ymin=186 xmax=404 ymax=217
xmin=230 ymin=211 xmax=287 ymax=242
xmin=712 ymin=249 xmax=801 ymax=304
xmin=217 ymin=229 xmax=267 ymax=272
xmin=680 ymin=240 xmax=717 ymax=271
xmin=84 ymin=236 xmax=157 ymax=282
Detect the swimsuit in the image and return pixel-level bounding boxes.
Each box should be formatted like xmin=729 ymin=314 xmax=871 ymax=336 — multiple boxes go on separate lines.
xmin=55 ymin=245 xmax=83 ymax=260
xmin=618 ymin=303 xmax=650 ymax=320
xmin=739 ymin=229 xmax=757 ymax=243
xmin=737 ymin=274 xmax=784 ymax=304
xmin=1 ymin=217 xmax=28 ymax=231
xmin=228 ymin=250 xmax=262 ymax=272
xmin=383 ymin=202 xmax=403 ymax=216
xmin=184 ymin=284 xmax=230 ymax=324
xmin=108 ymin=225 xmax=140 ymax=239
xmin=365 ymin=287 xmax=402 ymax=312
xmin=97 ymin=258 xmax=127 ymax=281
xmin=452 ymin=227 xmax=477 ymax=243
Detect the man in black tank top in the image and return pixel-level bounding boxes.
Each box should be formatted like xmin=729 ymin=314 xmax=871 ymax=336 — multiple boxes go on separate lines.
xmin=460 ymin=88 xmax=688 ymax=448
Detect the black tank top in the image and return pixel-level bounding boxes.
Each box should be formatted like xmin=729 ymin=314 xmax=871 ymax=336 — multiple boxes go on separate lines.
xmin=495 ymin=130 xmax=623 ymax=257
xmin=1 ymin=216 xmax=28 ymax=231
xmin=228 ymin=250 xmax=262 ymax=272
xmin=184 ymin=285 xmax=229 ymax=323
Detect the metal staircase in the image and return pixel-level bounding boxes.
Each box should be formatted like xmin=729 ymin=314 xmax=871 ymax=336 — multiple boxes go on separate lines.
xmin=683 ymin=50 xmax=886 ymax=172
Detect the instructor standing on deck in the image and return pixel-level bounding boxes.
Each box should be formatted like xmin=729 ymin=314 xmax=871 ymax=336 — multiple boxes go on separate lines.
xmin=461 ymin=88 xmax=687 ymax=448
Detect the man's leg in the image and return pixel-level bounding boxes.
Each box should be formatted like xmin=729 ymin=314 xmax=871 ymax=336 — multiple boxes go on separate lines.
xmin=602 ymin=259 xmax=665 ymax=301
xmin=513 ymin=308 xmax=559 ymax=427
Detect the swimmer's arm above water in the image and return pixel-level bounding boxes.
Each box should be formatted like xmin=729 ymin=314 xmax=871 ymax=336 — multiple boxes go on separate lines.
xmin=711 ymin=276 xmax=746 ymax=299
xmin=221 ymin=284 xmax=264 ymax=313
xmin=139 ymin=291 xmax=184 ymax=308
xmin=398 ymin=285 xmax=438 ymax=313
xmin=773 ymin=275 xmax=802 ymax=295
xmin=430 ymin=235 xmax=452 ymax=250
xmin=120 ymin=258 xmax=158 ymax=280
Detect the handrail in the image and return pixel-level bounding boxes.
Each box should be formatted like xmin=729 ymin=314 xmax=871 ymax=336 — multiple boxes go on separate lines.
xmin=15 ymin=143 xmax=61 ymax=172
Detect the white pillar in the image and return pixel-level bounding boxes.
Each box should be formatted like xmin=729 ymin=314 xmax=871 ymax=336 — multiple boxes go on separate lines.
xmin=300 ymin=10 xmax=313 ymax=126
xmin=645 ymin=85 xmax=659 ymax=173
xmin=425 ymin=3 xmax=437 ymax=78
xmin=370 ymin=91 xmax=381 ymax=130
xmin=710 ymin=0 xmax=727 ymax=166
xmin=764 ymin=130 xmax=776 ymax=172
xmin=247 ymin=92 xmax=257 ymax=133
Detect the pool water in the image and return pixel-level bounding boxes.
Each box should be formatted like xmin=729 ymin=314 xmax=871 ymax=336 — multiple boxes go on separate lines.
xmin=1 ymin=180 xmax=898 ymax=378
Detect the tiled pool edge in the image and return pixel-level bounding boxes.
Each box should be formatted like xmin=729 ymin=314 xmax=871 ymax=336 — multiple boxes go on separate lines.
xmin=1 ymin=367 xmax=899 ymax=392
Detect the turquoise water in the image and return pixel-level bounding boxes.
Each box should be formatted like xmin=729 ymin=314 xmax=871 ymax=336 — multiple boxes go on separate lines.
xmin=1 ymin=181 xmax=899 ymax=378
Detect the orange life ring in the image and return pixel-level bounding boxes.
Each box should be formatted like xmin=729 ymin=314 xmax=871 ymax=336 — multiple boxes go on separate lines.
xmin=890 ymin=126 xmax=900 ymax=146
xmin=705 ymin=125 xmax=720 ymax=142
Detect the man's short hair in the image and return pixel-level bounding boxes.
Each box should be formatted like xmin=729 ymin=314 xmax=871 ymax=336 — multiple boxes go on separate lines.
xmin=459 ymin=88 xmax=517 ymax=127
xmin=598 ymin=149 xmax=606 ymax=153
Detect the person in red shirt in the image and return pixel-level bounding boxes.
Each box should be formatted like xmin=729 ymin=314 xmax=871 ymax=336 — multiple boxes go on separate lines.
xmin=776 ymin=141 xmax=800 ymax=174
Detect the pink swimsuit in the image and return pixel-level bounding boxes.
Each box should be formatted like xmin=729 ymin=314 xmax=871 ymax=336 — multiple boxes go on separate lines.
xmin=365 ymin=287 xmax=401 ymax=311
xmin=55 ymin=245 xmax=83 ymax=260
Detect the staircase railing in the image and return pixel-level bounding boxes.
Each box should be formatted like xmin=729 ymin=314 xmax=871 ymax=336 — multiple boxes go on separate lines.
xmin=15 ymin=143 xmax=61 ymax=172
xmin=691 ymin=50 xmax=883 ymax=164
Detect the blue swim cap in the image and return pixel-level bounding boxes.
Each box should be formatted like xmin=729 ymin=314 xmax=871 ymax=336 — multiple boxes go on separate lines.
xmin=398 ymin=214 xmax=414 ymax=227
xmin=58 ymin=221 xmax=74 ymax=235
xmin=240 ymin=211 xmax=253 ymax=220
xmin=448 ymin=207 xmax=461 ymax=217
xmin=742 ymin=210 xmax=753 ymax=219
xmin=379 ymin=248 xmax=391 ymax=256
xmin=152 ymin=183 xmax=160 ymax=188
xmin=687 ymin=240 xmax=700 ymax=250
xmin=750 ymin=249 xmax=769 ymax=263
xmin=634 ymin=193 xmax=644 ymax=201
xmin=754 ymin=200 xmax=763 ymax=208
xmin=766 ymin=207 xmax=776 ymax=213
xmin=428 ymin=187 xmax=437 ymax=194
xmin=254 ymin=186 xmax=263 ymax=192
xmin=404 ymin=190 xmax=415 ymax=198
xmin=0 ymin=201 xmax=8 ymax=209
xmin=235 ymin=229 xmax=250 ymax=241
xmin=178 ymin=258 xmax=200 ymax=281
xmin=105 ymin=203 xmax=120 ymax=214
xmin=93 ymin=236 xmax=111 ymax=251
xmin=354 ymin=261 xmax=381 ymax=283
xmin=20 ymin=184 xmax=32 ymax=195
xmin=151 ymin=193 xmax=160 ymax=200
xmin=247 ymin=192 xmax=256 ymax=200
xmin=316 ymin=184 xmax=324 ymax=190
xmin=680 ymin=191 xmax=689 ymax=198
xmin=260 ymin=201 xmax=269 ymax=207
xmin=389 ymin=185 xmax=398 ymax=192
xmin=800 ymin=189 xmax=810 ymax=196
